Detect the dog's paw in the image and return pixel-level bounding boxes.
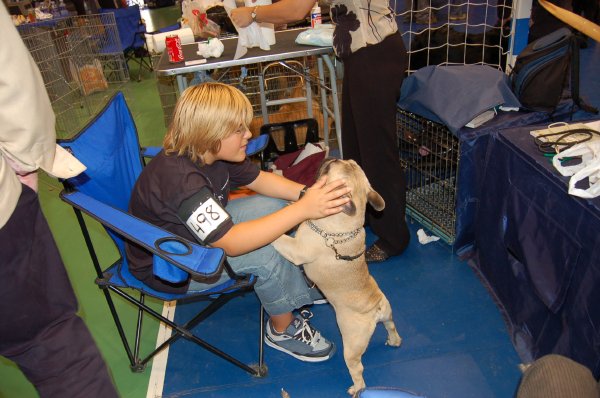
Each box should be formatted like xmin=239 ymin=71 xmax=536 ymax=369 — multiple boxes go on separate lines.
xmin=347 ymin=385 xmax=359 ymax=397
xmin=386 ymin=332 xmax=402 ymax=347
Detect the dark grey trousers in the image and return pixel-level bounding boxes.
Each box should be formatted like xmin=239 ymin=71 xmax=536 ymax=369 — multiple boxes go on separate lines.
xmin=0 ymin=185 xmax=118 ymax=398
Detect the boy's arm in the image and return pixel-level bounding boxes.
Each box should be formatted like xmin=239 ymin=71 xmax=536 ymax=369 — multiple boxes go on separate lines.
xmin=246 ymin=170 xmax=306 ymax=202
xmin=211 ymin=176 xmax=350 ymax=256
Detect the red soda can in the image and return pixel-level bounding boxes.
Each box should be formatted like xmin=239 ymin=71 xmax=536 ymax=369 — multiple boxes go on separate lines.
xmin=166 ymin=35 xmax=184 ymax=63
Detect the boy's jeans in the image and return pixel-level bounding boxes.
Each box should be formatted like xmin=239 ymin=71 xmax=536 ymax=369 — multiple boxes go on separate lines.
xmin=189 ymin=194 xmax=313 ymax=316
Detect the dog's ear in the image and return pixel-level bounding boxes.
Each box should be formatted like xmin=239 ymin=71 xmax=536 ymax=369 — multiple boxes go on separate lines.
xmin=341 ymin=196 xmax=357 ymax=216
xmin=317 ymin=157 xmax=337 ymax=179
xmin=367 ymin=190 xmax=385 ymax=211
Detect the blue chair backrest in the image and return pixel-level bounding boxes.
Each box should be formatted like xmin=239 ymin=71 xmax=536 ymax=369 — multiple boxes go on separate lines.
xmin=102 ymin=5 xmax=144 ymax=51
xmin=57 ymin=91 xmax=237 ymax=296
xmin=58 ymin=92 xmax=144 ymax=254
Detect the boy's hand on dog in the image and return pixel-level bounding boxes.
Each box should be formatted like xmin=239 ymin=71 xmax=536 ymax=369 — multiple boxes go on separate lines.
xmin=298 ymin=176 xmax=351 ymax=219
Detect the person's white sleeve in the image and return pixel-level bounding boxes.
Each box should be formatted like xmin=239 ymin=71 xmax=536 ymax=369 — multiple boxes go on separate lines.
xmin=0 ymin=5 xmax=85 ymax=179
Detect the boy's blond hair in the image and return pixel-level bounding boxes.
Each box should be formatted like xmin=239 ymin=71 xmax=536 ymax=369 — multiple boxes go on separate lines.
xmin=163 ymin=82 xmax=253 ymax=164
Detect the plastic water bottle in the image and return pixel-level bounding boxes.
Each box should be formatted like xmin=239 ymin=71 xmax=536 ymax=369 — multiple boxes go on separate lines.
xmin=58 ymin=0 xmax=68 ymax=16
xmin=310 ymin=3 xmax=321 ymax=28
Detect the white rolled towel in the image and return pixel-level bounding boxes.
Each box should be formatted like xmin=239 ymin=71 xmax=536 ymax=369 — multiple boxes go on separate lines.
xmin=149 ymin=28 xmax=195 ymax=54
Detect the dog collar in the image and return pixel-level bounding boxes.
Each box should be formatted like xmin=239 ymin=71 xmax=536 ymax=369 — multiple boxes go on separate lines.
xmin=306 ymin=220 xmax=365 ymax=261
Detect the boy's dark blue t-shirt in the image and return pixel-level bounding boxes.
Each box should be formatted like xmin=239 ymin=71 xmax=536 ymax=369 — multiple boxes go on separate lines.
xmin=126 ymin=150 xmax=260 ymax=293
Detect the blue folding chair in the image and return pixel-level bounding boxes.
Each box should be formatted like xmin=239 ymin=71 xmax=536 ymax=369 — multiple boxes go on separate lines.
xmin=57 ymin=91 xmax=269 ymax=376
xmin=101 ymin=5 xmax=153 ymax=82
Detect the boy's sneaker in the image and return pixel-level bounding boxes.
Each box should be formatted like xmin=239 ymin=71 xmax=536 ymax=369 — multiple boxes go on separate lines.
xmin=265 ymin=310 xmax=335 ymax=362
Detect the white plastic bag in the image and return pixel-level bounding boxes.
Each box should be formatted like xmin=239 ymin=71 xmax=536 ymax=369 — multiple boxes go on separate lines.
xmin=568 ymin=162 xmax=600 ymax=199
xmin=295 ymin=24 xmax=334 ymax=47
xmin=552 ymin=140 xmax=600 ymax=176
xmin=182 ymin=0 xmax=222 ymax=38
xmin=553 ymin=140 xmax=600 ymax=198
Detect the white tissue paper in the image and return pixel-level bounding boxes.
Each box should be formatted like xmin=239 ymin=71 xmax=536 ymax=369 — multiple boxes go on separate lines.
xmin=295 ymin=24 xmax=334 ymax=47
xmin=223 ymin=0 xmax=275 ymax=59
xmin=197 ymin=38 xmax=225 ymax=58
xmin=417 ymin=228 xmax=440 ymax=245
xmin=147 ymin=28 xmax=195 ymax=54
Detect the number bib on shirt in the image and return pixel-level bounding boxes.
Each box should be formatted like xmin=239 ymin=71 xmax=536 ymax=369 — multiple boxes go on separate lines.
xmin=177 ymin=187 xmax=231 ymax=244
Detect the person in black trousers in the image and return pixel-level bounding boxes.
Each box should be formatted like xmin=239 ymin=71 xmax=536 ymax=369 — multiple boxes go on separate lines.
xmin=528 ymin=0 xmax=573 ymax=42
xmin=572 ymin=0 xmax=599 ymax=23
xmin=338 ymin=32 xmax=411 ymax=262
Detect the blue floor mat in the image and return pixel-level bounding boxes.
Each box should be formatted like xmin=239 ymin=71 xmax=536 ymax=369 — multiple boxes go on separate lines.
xmin=161 ymin=222 xmax=522 ymax=398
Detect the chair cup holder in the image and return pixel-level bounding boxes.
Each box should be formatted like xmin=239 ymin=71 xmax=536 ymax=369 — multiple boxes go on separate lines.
xmin=153 ymin=237 xmax=192 ymax=283
xmin=155 ymin=237 xmax=193 ymax=256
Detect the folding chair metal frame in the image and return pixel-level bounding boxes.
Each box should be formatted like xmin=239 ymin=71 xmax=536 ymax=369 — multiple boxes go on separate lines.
xmin=101 ymin=5 xmax=153 ymax=82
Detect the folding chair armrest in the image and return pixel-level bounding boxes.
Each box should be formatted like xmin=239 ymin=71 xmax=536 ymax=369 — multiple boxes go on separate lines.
xmin=246 ymin=134 xmax=269 ymax=156
xmin=142 ymin=146 xmax=161 ymax=158
xmin=60 ymin=190 xmax=225 ymax=278
xmin=156 ymin=23 xmax=181 ymax=34
xmin=137 ymin=17 xmax=147 ymax=32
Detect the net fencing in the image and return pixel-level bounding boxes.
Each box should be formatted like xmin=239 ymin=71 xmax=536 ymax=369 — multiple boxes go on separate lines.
xmin=393 ymin=0 xmax=515 ymax=73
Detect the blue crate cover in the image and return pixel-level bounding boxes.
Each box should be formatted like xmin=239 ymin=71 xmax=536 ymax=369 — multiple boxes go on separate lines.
xmin=398 ymin=65 xmax=521 ymax=134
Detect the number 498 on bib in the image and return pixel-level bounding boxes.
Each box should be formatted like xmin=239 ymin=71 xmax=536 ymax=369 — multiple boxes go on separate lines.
xmin=185 ymin=197 xmax=229 ymax=242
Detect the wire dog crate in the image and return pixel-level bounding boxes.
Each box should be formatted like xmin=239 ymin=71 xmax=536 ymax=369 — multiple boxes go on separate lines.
xmin=18 ymin=14 xmax=129 ymax=139
xmin=154 ymin=55 xmax=337 ymax=149
xmin=153 ymin=55 xmax=178 ymax=128
xmin=397 ymin=108 xmax=460 ymax=244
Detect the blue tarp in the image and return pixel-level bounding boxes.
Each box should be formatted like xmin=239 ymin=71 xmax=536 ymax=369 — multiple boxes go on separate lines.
xmin=469 ymin=121 xmax=600 ymax=376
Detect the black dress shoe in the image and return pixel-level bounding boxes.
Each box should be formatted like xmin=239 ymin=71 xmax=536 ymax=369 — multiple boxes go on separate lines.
xmin=365 ymin=243 xmax=390 ymax=263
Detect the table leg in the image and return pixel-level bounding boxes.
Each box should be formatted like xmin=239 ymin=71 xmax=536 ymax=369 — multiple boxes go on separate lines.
xmin=176 ymin=74 xmax=188 ymax=94
xmin=320 ymin=54 xmax=342 ymax=158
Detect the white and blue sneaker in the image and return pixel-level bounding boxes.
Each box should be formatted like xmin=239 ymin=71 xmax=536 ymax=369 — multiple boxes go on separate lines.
xmin=265 ymin=310 xmax=335 ymax=362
